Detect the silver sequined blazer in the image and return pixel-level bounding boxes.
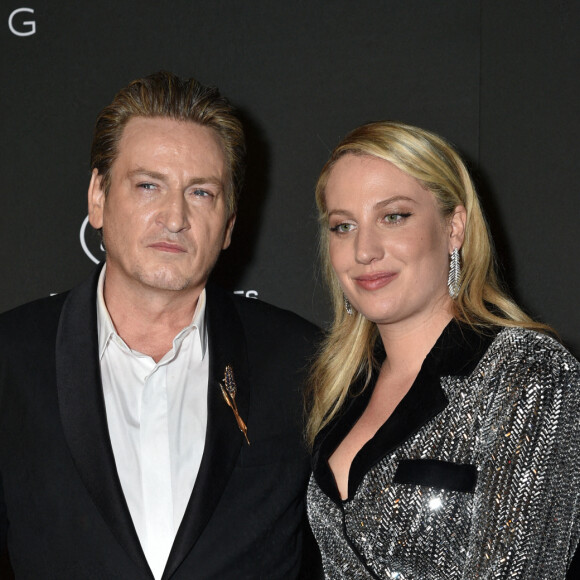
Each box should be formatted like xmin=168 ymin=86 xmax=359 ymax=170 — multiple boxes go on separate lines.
xmin=308 ymin=322 xmax=580 ymax=579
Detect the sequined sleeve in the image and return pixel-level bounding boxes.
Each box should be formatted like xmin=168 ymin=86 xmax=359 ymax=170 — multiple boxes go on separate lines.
xmin=462 ymin=333 xmax=580 ymax=578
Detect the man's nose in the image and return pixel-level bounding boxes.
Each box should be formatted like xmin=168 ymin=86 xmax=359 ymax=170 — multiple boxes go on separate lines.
xmin=157 ymin=192 xmax=190 ymax=233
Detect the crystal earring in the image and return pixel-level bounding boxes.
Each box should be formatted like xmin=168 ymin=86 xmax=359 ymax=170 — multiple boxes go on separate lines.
xmin=447 ymin=248 xmax=461 ymax=299
xmin=344 ymin=295 xmax=353 ymax=316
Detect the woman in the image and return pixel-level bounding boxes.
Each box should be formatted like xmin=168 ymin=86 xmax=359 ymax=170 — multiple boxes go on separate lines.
xmin=306 ymin=121 xmax=580 ymax=579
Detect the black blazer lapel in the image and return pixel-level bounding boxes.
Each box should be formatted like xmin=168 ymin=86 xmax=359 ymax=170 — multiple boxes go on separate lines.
xmin=163 ymin=284 xmax=250 ymax=579
xmin=313 ymin=320 xmax=495 ymax=502
xmin=55 ymin=267 xmax=152 ymax=577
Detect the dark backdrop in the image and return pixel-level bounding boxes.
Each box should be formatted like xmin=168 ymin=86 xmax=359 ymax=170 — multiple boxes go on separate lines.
xmin=1 ymin=0 xmax=578 ymax=356
xmin=2 ymin=2 xmax=580 ymax=578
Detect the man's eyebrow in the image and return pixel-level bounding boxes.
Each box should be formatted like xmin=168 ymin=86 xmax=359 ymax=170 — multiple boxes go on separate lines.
xmin=127 ymin=169 xmax=223 ymax=188
xmin=127 ymin=168 xmax=167 ymax=181
xmin=186 ymin=176 xmax=223 ymax=188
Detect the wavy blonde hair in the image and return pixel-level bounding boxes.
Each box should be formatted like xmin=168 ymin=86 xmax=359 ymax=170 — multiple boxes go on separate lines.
xmin=307 ymin=121 xmax=552 ymax=446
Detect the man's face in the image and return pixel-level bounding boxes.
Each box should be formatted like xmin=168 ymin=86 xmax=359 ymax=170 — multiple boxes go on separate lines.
xmin=88 ymin=116 xmax=234 ymax=300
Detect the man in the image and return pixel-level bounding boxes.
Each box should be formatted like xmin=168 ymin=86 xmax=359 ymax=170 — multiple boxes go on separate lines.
xmin=0 ymin=72 xmax=319 ymax=579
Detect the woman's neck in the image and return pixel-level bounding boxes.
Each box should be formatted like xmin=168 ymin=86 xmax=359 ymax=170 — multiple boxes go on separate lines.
xmin=378 ymin=309 xmax=454 ymax=377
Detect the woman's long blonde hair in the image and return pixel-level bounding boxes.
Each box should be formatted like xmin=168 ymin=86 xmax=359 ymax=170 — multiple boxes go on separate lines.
xmin=307 ymin=121 xmax=552 ymax=446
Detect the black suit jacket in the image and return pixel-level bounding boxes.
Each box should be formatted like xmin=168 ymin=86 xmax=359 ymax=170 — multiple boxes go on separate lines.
xmin=0 ymin=268 xmax=320 ymax=579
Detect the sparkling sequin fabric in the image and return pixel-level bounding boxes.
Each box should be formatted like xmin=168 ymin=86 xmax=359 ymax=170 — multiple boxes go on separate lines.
xmin=308 ymin=327 xmax=580 ymax=579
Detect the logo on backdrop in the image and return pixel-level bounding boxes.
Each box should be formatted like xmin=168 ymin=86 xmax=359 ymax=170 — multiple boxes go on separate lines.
xmin=8 ymin=7 xmax=36 ymax=36
xmin=233 ymin=290 xmax=258 ymax=299
xmin=79 ymin=216 xmax=258 ymax=298
xmin=80 ymin=215 xmax=106 ymax=264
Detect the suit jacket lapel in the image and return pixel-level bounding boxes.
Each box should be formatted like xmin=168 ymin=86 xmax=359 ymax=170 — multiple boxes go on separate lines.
xmin=163 ymin=284 xmax=250 ymax=579
xmin=55 ymin=266 xmax=152 ymax=577
xmin=313 ymin=320 xmax=496 ymax=502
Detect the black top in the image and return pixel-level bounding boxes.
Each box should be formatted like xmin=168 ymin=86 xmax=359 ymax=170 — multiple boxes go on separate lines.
xmin=312 ymin=320 xmax=496 ymax=503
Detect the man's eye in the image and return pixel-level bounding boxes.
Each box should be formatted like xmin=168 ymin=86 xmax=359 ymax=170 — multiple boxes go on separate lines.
xmin=138 ymin=182 xmax=156 ymax=191
xmin=193 ymin=188 xmax=213 ymax=197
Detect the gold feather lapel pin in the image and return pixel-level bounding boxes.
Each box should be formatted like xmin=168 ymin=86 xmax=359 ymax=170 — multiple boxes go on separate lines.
xmin=219 ymin=365 xmax=250 ymax=445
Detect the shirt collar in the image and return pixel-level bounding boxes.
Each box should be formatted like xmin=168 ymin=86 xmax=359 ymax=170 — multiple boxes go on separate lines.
xmin=96 ymin=265 xmax=208 ymax=360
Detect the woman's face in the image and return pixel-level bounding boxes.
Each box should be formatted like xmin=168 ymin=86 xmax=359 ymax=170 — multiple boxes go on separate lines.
xmin=325 ymin=154 xmax=464 ymax=332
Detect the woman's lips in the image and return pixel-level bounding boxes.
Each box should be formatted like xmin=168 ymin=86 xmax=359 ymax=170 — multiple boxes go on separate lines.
xmin=148 ymin=242 xmax=186 ymax=253
xmin=354 ymin=272 xmax=398 ymax=290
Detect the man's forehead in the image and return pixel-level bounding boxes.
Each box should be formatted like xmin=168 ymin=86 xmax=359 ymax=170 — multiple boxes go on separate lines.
xmin=113 ymin=117 xmax=226 ymax=174
xmin=119 ymin=116 xmax=221 ymax=147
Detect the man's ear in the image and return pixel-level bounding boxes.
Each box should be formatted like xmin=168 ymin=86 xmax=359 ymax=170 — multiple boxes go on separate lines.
xmin=88 ymin=169 xmax=105 ymax=229
xmin=222 ymin=214 xmax=236 ymax=250
xmin=448 ymin=205 xmax=466 ymax=252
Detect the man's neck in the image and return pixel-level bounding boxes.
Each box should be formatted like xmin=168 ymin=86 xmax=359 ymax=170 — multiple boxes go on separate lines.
xmin=102 ymin=271 xmax=202 ymax=362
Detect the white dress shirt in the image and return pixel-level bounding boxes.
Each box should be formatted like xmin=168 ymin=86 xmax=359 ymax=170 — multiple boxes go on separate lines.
xmin=96 ymin=267 xmax=209 ymax=579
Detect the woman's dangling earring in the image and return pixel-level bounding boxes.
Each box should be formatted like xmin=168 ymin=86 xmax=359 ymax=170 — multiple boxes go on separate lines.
xmin=344 ymin=294 xmax=353 ymax=316
xmin=448 ymin=248 xmax=461 ymax=299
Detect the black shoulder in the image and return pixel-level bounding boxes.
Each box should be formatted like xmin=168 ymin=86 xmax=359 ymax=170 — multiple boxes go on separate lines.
xmin=237 ymin=296 xmax=318 ymax=333
xmin=207 ymin=284 xmax=321 ymax=353
xmin=234 ymin=295 xmax=320 ymax=342
xmin=0 ymin=293 xmax=68 ymax=347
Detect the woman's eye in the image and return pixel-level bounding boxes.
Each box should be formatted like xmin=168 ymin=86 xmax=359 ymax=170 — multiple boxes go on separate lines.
xmin=384 ymin=212 xmax=411 ymax=224
xmin=329 ymin=223 xmax=355 ymax=233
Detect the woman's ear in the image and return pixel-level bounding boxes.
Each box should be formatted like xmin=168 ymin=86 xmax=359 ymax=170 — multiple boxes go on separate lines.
xmin=448 ymin=205 xmax=466 ymax=252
